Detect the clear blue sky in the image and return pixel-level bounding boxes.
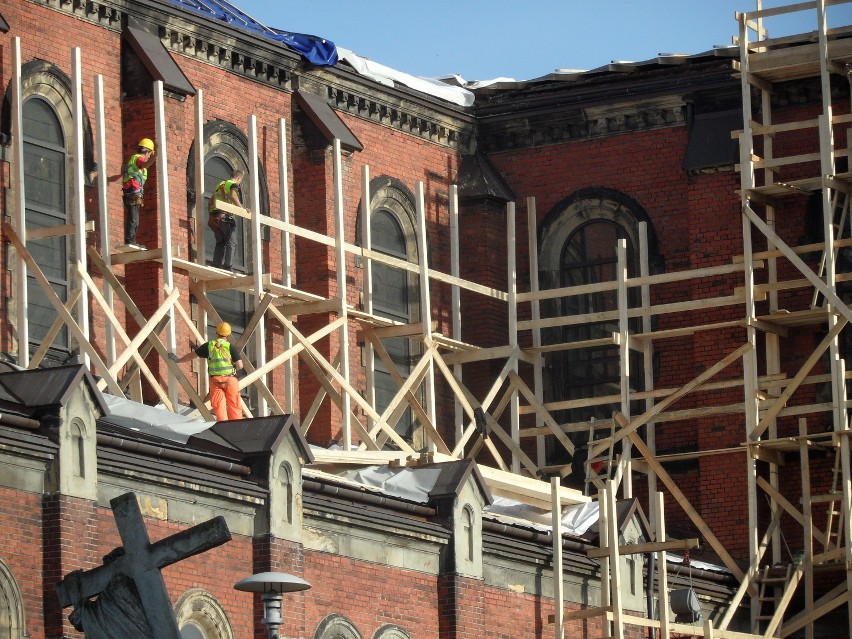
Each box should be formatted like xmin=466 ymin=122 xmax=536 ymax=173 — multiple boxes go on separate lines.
xmin=243 ymin=1 xmax=852 ymax=81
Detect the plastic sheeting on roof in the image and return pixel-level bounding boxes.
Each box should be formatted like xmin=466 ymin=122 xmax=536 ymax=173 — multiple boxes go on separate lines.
xmin=337 ymin=48 xmax=474 ymax=107
xmin=100 ymin=393 xmax=215 ymax=443
xmin=168 ymin=0 xmax=338 ymax=66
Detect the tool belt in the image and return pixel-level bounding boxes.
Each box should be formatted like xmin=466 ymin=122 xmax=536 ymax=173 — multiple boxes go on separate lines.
xmin=123 ymin=191 xmax=143 ymax=206
xmin=208 ymin=210 xmax=235 ymax=230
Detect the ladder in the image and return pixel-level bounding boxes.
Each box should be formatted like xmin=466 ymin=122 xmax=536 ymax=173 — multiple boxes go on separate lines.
xmin=811 ymin=188 xmax=850 ymax=308
xmin=753 ymin=564 xmax=794 ymax=635
xmin=584 ymin=417 xmax=616 ymax=495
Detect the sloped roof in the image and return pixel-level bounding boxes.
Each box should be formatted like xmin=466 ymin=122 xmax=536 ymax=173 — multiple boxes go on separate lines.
xmin=0 ymin=364 xmax=107 ymax=416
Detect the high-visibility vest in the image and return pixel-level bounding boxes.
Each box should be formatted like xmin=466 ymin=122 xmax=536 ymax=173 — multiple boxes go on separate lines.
xmin=209 ymin=179 xmax=239 ymax=212
xmin=122 ymin=154 xmax=148 ymax=191
xmin=207 ymin=337 xmax=235 ymax=376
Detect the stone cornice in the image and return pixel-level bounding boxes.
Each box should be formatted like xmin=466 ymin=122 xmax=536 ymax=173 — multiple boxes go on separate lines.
xmin=478 ymin=95 xmax=688 ymax=153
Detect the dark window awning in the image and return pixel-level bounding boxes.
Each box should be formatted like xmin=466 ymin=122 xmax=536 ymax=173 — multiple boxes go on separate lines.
xmin=683 ymin=109 xmax=741 ymax=171
xmin=295 ymin=90 xmax=363 ymax=152
xmin=0 ymin=12 xmax=9 ymax=33
xmin=124 ymin=26 xmax=196 ymax=97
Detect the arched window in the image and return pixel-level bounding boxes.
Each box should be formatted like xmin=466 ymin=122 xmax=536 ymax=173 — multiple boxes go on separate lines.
xmin=372 ymin=625 xmax=411 ymax=639
xmin=0 ymin=559 xmax=25 ymax=639
xmin=23 ymin=95 xmax=69 ymax=357
xmin=174 ymin=588 xmax=233 ymax=639
xmin=363 ymin=178 xmax=421 ymax=444
xmin=538 ymin=189 xmax=658 ymax=476
xmin=314 ymin=614 xmax=362 ymax=639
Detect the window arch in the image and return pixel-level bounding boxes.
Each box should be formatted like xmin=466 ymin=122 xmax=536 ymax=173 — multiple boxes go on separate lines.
xmin=372 ymin=625 xmax=411 ymax=639
xmin=538 ymin=188 xmax=659 ymax=476
xmin=359 ymin=177 xmax=421 ymax=445
xmin=3 ymin=61 xmax=96 ymax=366
xmin=0 ymin=559 xmax=25 ymax=639
xmin=314 ymin=614 xmax=362 ymax=639
xmin=174 ymin=588 xmax=234 ymax=639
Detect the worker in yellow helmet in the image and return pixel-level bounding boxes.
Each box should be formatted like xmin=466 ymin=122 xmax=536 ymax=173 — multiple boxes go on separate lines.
xmin=121 ymin=138 xmax=156 ymax=249
xmin=169 ymin=322 xmax=244 ymax=421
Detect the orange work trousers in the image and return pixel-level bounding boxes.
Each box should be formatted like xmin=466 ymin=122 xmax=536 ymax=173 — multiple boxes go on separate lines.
xmin=209 ymin=374 xmax=241 ymax=421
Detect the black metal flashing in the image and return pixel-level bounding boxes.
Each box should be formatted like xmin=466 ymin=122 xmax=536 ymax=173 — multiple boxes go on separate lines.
xmin=295 ymin=89 xmax=363 ymax=152
xmin=683 ymin=109 xmax=741 ymax=171
xmin=0 ymin=364 xmax=108 ymax=417
xmin=123 ymin=26 xmax=196 ymax=96
xmin=206 ymin=414 xmax=313 ymax=462
xmin=456 ymin=151 xmax=515 ymax=204
xmin=424 ymin=459 xmax=494 ymax=506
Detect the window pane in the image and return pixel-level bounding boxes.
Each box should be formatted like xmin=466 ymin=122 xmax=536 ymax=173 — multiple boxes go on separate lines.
xmin=23 ymin=98 xmax=63 ymax=145
xmin=370 ymin=208 xmax=414 ymax=440
xmin=22 ymin=96 xmax=68 ymax=353
xmin=180 ymin=622 xmax=206 ymax=639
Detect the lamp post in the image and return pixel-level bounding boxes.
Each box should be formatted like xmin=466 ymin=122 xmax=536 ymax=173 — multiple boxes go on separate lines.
xmin=235 ymin=572 xmax=311 ymax=639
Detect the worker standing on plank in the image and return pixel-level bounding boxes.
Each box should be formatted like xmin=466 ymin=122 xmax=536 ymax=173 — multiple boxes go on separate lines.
xmin=122 ymin=138 xmax=156 ymax=249
xmin=207 ymin=169 xmax=245 ymax=270
xmin=169 ymin=322 xmax=243 ymax=421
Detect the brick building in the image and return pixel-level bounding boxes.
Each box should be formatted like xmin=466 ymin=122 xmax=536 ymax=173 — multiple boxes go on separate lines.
xmin=0 ymin=0 xmax=851 ymax=638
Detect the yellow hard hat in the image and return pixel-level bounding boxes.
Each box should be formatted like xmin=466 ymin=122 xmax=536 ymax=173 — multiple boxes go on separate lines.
xmin=217 ymin=322 xmax=232 ymax=337
xmin=138 ymin=138 xmax=155 ymax=152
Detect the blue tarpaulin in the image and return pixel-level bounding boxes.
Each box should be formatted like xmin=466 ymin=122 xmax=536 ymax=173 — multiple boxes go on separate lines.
xmin=169 ymin=0 xmax=338 ymax=66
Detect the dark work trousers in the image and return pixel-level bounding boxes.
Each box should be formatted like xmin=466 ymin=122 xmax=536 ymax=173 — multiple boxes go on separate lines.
xmin=212 ymin=216 xmax=237 ymax=270
xmin=123 ymin=191 xmax=143 ymax=244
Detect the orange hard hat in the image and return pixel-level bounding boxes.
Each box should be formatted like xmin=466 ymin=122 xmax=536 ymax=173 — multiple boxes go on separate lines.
xmin=217 ymin=322 xmax=232 ymax=337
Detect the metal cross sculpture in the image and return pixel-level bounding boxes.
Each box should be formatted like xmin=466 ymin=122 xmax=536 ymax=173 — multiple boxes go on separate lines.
xmin=56 ymin=492 xmax=231 ymax=639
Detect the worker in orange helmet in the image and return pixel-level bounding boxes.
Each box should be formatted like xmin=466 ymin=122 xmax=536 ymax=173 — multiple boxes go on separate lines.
xmin=169 ymin=322 xmax=244 ymax=421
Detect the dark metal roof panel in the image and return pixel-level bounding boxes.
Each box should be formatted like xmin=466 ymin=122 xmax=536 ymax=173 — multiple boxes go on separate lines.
xmin=456 ymin=152 xmax=515 ymax=203
xmin=124 ymin=26 xmax=196 ymax=96
xmin=295 ymin=90 xmax=363 ymax=152
xmin=0 ymin=365 xmax=107 ymax=414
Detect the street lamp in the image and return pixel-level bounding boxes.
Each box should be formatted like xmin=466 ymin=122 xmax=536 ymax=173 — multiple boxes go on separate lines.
xmin=234 ymin=572 xmax=311 ymax=639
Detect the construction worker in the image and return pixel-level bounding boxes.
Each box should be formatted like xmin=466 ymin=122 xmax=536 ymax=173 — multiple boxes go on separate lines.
xmin=207 ymin=169 xmax=244 ymax=270
xmin=122 ymin=138 xmax=156 ymax=249
xmin=169 ymin=322 xmax=244 ymax=421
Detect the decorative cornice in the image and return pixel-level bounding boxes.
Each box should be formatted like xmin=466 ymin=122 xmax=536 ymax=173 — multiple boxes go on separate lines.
xmin=29 ymin=0 xmax=474 ymax=151
xmin=35 ymin=0 xmax=122 ymax=28
xmin=478 ymin=97 xmax=687 ymax=153
xmin=324 ymin=84 xmax=470 ymax=150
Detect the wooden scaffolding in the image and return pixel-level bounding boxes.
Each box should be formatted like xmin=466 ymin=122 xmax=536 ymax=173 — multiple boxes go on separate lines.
xmin=5 ymin=1 xmax=852 ymax=637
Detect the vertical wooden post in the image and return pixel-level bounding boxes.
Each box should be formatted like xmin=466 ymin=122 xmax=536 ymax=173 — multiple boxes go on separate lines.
xmin=193 ymin=89 xmax=208 ymax=398
xmin=527 ymin=197 xmax=546 ymax=467
xmin=361 ymin=166 xmax=375 ymax=430
xmin=598 ymin=487 xmax=611 ymax=637
xmin=248 ymin=115 xmax=266 ymax=416
xmin=333 ymin=139 xmax=352 ymax=449
xmin=737 ymin=10 xmax=762 ymax=629
xmin=279 ymin=118 xmax=294 ymax=412
xmin=94 ymin=75 xmax=115 ymax=367
xmin=656 ymin=491 xmax=670 ymax=639
xmin=798 ymin=418 xmax=814 ymax=639
xmin=616 ymin=239 xmax=630 ymax=496
xmin=605 ymin=484 xmax=624 ymax=639
xmin=507 ymin=201 xmax=520 ymax=473
xmin=450 ymin=185 xmax=463 ymax=443
xmin=639 ymin=222 xmax=656 ymax=520
xmin=72 ymin=48 xmax=90 ymax=367
xmin=416 ymin=182 xmax=437 ymax=449
xmin=551 ymin=477 xmax=564 ymax=639
xmin=154 ymin=81 xmax=177 ymax=404
xmin=11 ymin=38 xmax=28 ymax=367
